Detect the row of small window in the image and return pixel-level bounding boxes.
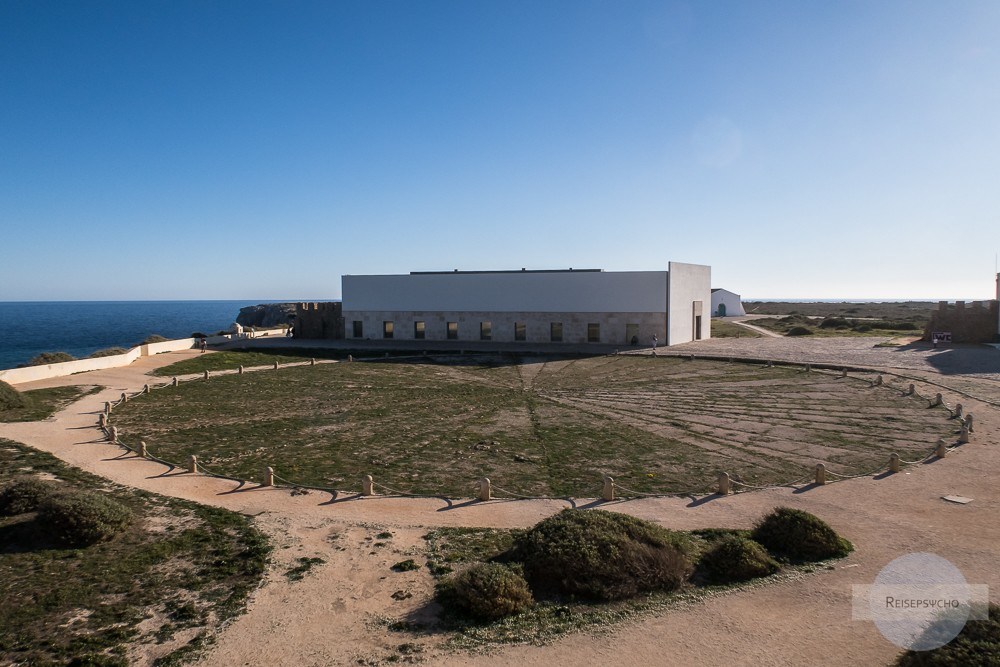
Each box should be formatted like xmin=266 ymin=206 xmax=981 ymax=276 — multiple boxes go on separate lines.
xmin=352 ymin=320 xmax=603 ymax=343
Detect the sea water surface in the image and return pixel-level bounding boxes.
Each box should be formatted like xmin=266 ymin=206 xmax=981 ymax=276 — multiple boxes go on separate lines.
xmin=0 ymin=301 xmax=273 ymax=371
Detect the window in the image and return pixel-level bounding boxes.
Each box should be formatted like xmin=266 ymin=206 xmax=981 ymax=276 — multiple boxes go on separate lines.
xmin=447 ymin=322 xmax=458 ymax=340
xmin=550 ymin=322 xmax=563 ymax=342
xmin=352 ymin=321 xmax=363 ymax=338
xmin=514 ymin=322 xmax=526 ymax=341
xmin=383 ymin=321 xmax=394 ymax=339
xmin=480 ymin=321 xmax=492 ymax=341
xmin=414 ymin=321 xmax=425 ymax=339
xmin=587 ymin=323 xmax=600 ymax=343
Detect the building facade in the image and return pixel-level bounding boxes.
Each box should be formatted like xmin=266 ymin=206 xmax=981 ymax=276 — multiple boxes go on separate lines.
xmin=711 ymin=288 xmax=746 ymax=317
xmin=341 ymin=262 xmax=711 ymax=346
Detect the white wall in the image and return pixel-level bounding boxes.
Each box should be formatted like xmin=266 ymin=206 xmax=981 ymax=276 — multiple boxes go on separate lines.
xmin=343 ymin=271 xmax=669 ymax=313
xmin=711 ymin=289 xmax=746 ymax=317
xmin=667 ymin=262 xmax=712 ymax=345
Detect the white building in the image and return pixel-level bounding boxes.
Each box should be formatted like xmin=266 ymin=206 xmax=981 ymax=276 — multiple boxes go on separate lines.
xmin=711 ymin=288 xmax=746 ymax=317
xmin=342 ymin=262 xmax=711 ymax=346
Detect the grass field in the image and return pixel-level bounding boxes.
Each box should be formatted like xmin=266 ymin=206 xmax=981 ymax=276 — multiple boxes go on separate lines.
xmin=0 ymin=440 xmax=270 ymax=666
xmin=710 ymin=320 xmax=763 ymax=338
xmin=0 ymin=385 xmax=101 ymax=423
xmin=111 ymin=355 xmax=952 ymax=497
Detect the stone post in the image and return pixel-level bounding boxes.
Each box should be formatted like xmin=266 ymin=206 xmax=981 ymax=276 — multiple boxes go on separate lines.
xmin=188 ymin=455 xmax=198 ymax=474
xmin=805 ymin=364 xmax=811 ymax=373
xmin=954 ymin=403 xmax=964 ymax=419
xmin=889 ymin=453 xmax=900 ymax=473
xmin=347 ymin=355 xmax=353 ymax=362
xmin=138 ymin=441 xmax=147 ymax=457
xmin=109 ymin=426 xmax=118 ymax=443
xmin=964 ymin=414 xmax=974 ymax=433
xmin=841 ymin=368 xmax=848 ymax=378
xmin=311 ymin=358 xmax=316 ymax=366
xmin=602 ymin=475 xmax=615 ymax=501
xmin=717 ymin=472 xmax=731 ymax=495
xmin=238 ymin=365 xmax=244 ymax=375
xmin=143 ymin=384 xmax=150 ymax=394
xmin=104 ymin=401 xmax=112 ymax=415
xmin=874 ymin=375 xmax=883 ymax=387
xmin=273 ymin=361 xmax=279 ymax=370
xmin=930 ymin=393 xmax=943 ymax=408
xmin=814 ymin=463 xmax=826 ymax=485
xmin=172 ymin=377 xmax=178 ymax=387
xmin=203 ymin=370 xmax=210 ymax=380
xmin=906 ymin=384 xmax=915 ymax=396
xmin=121 ymin=392 xmax=128 ymax=403
xmin=99 ymin=413 xmax=107 ymax=428
xmin=362 ymin=474 xmax=374 ymax=496
xmin=478 ymin=477 xmax=491 ymax=501
xmin=958 ymin=426 xmax=970 ymax=444
xmin=936 ymin=439 xmax=948 ymax=457
xmin=263 ymin=466 xmax=274 ymax=487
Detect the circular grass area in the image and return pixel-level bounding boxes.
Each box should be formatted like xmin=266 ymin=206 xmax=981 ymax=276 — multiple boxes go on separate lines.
xmin=112 ymin=355 xmax=951 ymax=497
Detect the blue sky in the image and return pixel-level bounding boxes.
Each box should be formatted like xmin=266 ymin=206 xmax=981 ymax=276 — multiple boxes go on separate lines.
xmin=1 ymin=1 xmax=998 ymax=301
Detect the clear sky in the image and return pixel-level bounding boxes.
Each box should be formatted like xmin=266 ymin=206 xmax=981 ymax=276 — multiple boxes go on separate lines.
xmin=1 ymin=1 xmax=998 ymax=301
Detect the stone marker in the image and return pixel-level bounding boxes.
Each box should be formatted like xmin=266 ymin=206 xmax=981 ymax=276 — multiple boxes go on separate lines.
xmin=142 ymin=384 xmax=150 ymax=394
xmin=172 ymin=377 xmax=178 ymax=387
xmin=121 ymin=392 xmax=128 ymax=403
xmin=964 ymin=413 xmax=974 ymax=433
xmin=814 ymin=463 xmax=826 ymax=485
xmin=273 ymin=361 xmax=279 ymax=370
xmin=930 ymin=393 xmax=943 ymax=407
xmin=188 ymin=455 xmax=198 ymax=474
xmin=874 ymin=375 xmax=883 ymax=386
xmin=311 ymin=358 xmax=316 ymax=366
xmin=362 ymin=474 xmax=374 ymax=496
xmin=936 ymin=439 xmax=949 ymax=457
xmin=138 ymin=441 xmax=147 ymax=457
xmin=958 ymin=426 xmax=970 ymax=444
xmin=238 ymin=365 xmax=244 ymax=374
xmin=602 ymin=475 xmax=615 ymax=501
xmin=109 ymin=426 xmax=118 ymax=443
xmin=105 ymin=401 xmax=112 ymax=415
xmin=478 ymin=477 xmax=491 ymax=501
xmin=907 ymin=384 xmax=915 ymax=396
xmin=841 ymin=368 xmax=848 ymax=378
xmin=717 ymin=471 xmax=731 ymax=495
xmin=263 ymin=466 xmax=274 ymax=487
xmin=203 ymin=370 xmax=210 ymax=380
xmin=954 ymin=403 xmax=964 ymax=419
xmin=98 ymin=413 xmax=107 ymax=428
xmin=889 ymin=453 xmax=900 ymax=473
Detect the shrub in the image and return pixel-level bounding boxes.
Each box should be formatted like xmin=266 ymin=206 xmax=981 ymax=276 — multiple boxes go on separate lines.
xmin=139 ymin=334 xmax=168 ymax=345
xmin=190 ymin=332 xmax=207 ymax=339
xmin=436 ymin=562 xmax=534 ymax=621
xmin=697 ymin=535 xmax=779 ymax=584
xmin=0 ymin=476 xmax=59 ymax=516
xmin=751 ymin=507 xmax=852 ymax=562
xmin=895 ymin=603 xmax=1000 ymax=666
xmin=786 ymin=326 xmax=813 ymax=336
xmin=88 ymin=347 xmax=128 ymax=358
xmin=39 ymin=490 xmax=133 ymax=546
xmin=819 ymin=317 xmax=850 ymax=329
xmin=0 ymin=380 xmax=27 ymax=410
xmin=853 ymin=324 xmax=873 ymax=333
xmin=508 ymin=509 xmax=693 ymax=601
xmin=25 ymin=352 xmax=76 ymax=366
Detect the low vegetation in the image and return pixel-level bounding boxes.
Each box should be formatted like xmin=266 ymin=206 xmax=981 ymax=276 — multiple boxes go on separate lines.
xmin=23 ymin=351 xmax=76 ymax=366
xmin=710 ymin=319 xmax=762 ymax=338
xmin=0 ymin=439 xmax=270 ymax=666
xmin=151 ymin=350 xmax=327 ymax=377
xmin=895 ymin=603 xmax=1000 ymax=666
xmin=89 ymin=347 xmax=129 ymax=358
xmin=751 ymin=313 xmax=926 ymax=338
xmin=113 ymin=356 xmax=946 ymax=497
xmin=140 ymin=334 xmax=169 ymax=345
xmin=751 ymin=507 xmax=853 ymax=562
xmin=0 ymin=383 xmax=100 ymax=423
xmin=425 ymin=508 xmax=851 ymax=645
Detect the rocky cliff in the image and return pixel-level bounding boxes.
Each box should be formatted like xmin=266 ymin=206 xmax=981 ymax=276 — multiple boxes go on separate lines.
xmin=236 ymin=303 xmax=297 ymax=328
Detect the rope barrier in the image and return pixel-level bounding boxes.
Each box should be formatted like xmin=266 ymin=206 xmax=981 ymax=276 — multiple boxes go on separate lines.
xmin=371 ymin=481 xmax=440 ymax=498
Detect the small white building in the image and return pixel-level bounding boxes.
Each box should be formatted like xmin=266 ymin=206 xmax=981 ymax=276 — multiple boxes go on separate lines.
xmin=342 ymin=262 xmax=711 ymax=346
xmin=711 ymin=288 xmax=746 ymax=317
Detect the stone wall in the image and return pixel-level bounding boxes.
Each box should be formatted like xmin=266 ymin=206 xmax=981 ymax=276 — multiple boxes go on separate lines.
xmin=294 ymin=302 xmax=344 ymax=340
xmin=923 ymin=300 xmax=999 ymax=343
xmin=341 ymin=310 xmax=666 ymax=345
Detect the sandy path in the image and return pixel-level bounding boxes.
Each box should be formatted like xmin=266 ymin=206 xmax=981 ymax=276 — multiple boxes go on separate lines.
xmin=1 ymin=344 xmax=998 ymax=666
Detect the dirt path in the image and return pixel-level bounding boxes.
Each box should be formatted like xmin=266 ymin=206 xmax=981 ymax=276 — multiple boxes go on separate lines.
xmin=1 ymin=343 xmax=998 ymax=666
xmin=729 ymin=317 xmax=783 ymax=338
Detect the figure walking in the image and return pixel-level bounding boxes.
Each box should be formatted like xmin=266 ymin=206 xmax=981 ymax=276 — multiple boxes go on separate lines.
xmin=200 ymin=338 xmax=207 ymax=353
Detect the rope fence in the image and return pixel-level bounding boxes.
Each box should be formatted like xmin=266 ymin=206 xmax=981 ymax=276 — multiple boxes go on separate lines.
xmin=91 ymin=352 xmax=980 ymax=504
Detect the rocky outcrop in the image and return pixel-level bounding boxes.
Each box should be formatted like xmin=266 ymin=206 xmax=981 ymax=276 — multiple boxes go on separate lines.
xmin=236 ymin=303 xmax=297 ymax=328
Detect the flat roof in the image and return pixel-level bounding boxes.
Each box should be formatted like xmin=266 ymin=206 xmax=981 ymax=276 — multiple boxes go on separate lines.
xmin=409 ymin=268 xmax=603 ymax=275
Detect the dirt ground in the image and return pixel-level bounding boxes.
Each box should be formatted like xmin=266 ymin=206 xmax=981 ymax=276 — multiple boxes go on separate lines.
xmin=1 ymin=338 xmax=998 ymax=666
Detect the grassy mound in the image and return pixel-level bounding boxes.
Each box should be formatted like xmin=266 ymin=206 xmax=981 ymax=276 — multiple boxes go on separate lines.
xmin=24 ymin=352 xmax=76 ymax=366
xmin=751 ymin=507 xmax=853 ymax=562
xmin=437 ymin=562 xmax=534 ymax=621
xmin=508 ymin=509 xmax=693 ymax=601
xmin=697 ymin=534 xmax=779 ymax=584
xmin=0 ymin=381 xmax=26 ymax=410
xmin=138 ymin=334 xmax=168 ymax=345
xmin=38 ymin=489 xmax=134 ymax=546
xmin=0 ymin=476 xmax=59 ymax=516
xmin=786 ymin=326 xmax=814 ymax=336
xmin=88 ymin=347 xmax=128 ymax=358
xmin=895 ymin=603 xmax=1000 ymax=666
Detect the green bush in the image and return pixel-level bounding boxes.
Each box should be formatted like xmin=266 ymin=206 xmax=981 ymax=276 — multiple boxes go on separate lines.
xmin=751 ymin=507 xmax=852 ymax=562
xmin=508 ymin=509 xmax=693 ymax=601
xmin=139 ymin=334 xmax=168 ymax=345
xmin=436 ymin=562 xmax=534 ymax=621
xmin=0 ymin=380 xmax=26 ymax=410
xmin=697 ymin=535 xmax=779 ymax=584
xmin=786 ymin=326 xmax=813 ymax=336
xmin=853 ymin=324 xmax=873 ymax=333
xmin=819 ymin=317 xmax=850 ymax=329
xmin=39 ymin=490 xmax=133 ymax=546
xmin=895 ymin=603 xmax=1000 ymax=666
xmin=24 ymin=352 xmax=76 ymax=367
xmin=0 ymin=476 xmax=59 ymax=516
xmin=88 ymin=347 xmax=128 ymax=358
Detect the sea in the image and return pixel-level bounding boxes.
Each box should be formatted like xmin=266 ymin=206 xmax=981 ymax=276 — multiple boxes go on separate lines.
xmin=0 ymin=300 xmax=281 ymax=371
